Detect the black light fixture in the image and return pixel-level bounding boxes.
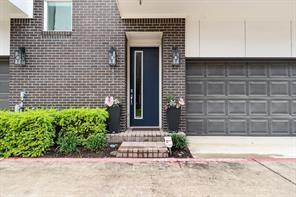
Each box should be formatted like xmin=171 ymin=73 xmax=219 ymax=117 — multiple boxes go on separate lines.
xmin=108 ymin=47 xmax=116 ymax=67
xmin=172 ymin=46 xmax=180 ymax=66
xmin=15 ymin=47 xmax=26 ymax=66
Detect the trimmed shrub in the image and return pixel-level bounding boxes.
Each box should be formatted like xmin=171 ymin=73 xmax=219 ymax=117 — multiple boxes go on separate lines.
xmin=0 ymin=110 xmax=56 ymax=157
xmin=57 ymin=133 xmax=80 ymax=154
xmin=0 ymin=108 xmax=108 ymax=157
xmin=83 ymin=133 xmax=107 ymax=151
xmin=170 ymin=132 xmax=188 ymax=150
xmin=55 ymin=108 xmax=108 ymax=153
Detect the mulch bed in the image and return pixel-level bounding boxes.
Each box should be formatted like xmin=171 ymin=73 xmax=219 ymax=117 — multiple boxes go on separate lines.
xmin=43 ymin=144 xmax=120 ymax=158
xmin=42 ymin=144 xmax=193 ymax=158
xmin=170 ymin=147 xmax=193 ymax=158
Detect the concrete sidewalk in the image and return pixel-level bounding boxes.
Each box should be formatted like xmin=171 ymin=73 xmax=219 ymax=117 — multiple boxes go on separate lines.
xmin=0 ymin=158 xmax=295 ymax=197
xmin=188 ymin=136 xmax=296 ymax=158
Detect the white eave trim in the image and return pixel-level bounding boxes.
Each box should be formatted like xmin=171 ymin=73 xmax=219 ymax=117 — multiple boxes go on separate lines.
xmin=126 ymin=32 xmax=163 ymax=46
xmin=9 ymin=0 xmax=33 ymax=18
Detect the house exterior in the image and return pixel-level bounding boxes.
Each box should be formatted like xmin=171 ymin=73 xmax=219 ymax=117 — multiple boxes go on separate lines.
xmin=0 ymin=0 xmax=295 ymax=136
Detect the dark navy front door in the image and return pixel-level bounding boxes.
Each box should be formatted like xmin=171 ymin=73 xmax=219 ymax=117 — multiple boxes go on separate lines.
xmin=130 ymin=47 xmax=159 ymax=127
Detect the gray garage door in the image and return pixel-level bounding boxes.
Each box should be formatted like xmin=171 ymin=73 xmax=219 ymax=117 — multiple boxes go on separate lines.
xmin=0 ymin=58 xmax=9 ymax=109
xmin=186 ymin=59 xmax=296 ymax=136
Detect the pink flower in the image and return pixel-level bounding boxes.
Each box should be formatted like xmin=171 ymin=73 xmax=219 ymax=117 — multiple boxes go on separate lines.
xmin=105 ymin=96 xmax=114 ymax=107
xmin=179 ymin=98 xmax=185 ymax=106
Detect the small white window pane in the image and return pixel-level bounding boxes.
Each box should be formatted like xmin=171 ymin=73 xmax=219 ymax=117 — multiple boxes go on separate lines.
xmin=47 ymin=2 xmax=72 ymax=31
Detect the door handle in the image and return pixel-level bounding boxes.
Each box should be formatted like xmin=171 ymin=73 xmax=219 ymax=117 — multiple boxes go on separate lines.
xmin=130 ymin=89 xmax=133 ymax=105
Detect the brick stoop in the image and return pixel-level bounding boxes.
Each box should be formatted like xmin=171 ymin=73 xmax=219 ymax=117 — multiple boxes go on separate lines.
xmin=107 ymin=129 xmax=169 ymax=144
xmin=108 ymin=129 xmax=170 ymax=158
xmin=116 ymin=142 xmax=169 ymax=158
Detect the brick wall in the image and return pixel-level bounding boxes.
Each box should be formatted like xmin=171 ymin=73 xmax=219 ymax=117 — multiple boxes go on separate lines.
xmin=10 ymin=0 xmax=186 ymax=132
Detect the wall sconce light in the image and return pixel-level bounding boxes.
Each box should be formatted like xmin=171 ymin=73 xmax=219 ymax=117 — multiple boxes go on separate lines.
xmin=172 ymin=47 xmax=180 ymax=66
xmin=108 ymin=47 xmax=116 ymax=67
xmin=15 ymin=47 xmax=26 ymax=66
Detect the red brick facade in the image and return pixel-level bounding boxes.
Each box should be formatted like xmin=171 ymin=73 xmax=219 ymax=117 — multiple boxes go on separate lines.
xmin=9 ymin=0 xmax=186 ymax=131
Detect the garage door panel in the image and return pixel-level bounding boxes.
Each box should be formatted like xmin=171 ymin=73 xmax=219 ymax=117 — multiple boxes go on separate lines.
xmin=228 ymin=119 xmax=248 ymax=134
xmin=292 ymin=82 xmax=296 ymax=96
xmin=270 ymin=82 xmax=289 ymax=96
xmin=207 ymin=101 xmax=226 ymax=115
xmin=187 ymin=119 xmax=204 ymax=135
xmin=228 ymin=100 xmax=247 ymax=115
xmin=187 ymin=81 xmax=204 ymax=95
xmin=227 ymin=64 xmax=247 ymax=77
xmin=248 ymin=64 xmax=268 ymax=77
xmin=187 ymin=101 xmax=204 ymax=114
xmin=207 ymin=82 xmax=225 ymax=95
xmin=293 ymin=120 xmax=296 ymax=134
xmin=228 ymin=81 xmax=247 ymax=95
xmin=250 ymin=101 xmax=268 ymax=115
xmin=292 ymin=101 xmax=296 ymax=115
xmin=0 ymin=58 xmax=9 ymax=109
xmin=206 ymin=64 xmax=226 ymax=77
xmin=292 ymin=66 xmax=296 ymax=76
xmin=249 ymin=82 xmax=268 ymax=96
xmin=186 ymin=60 xmax=295 ymax=136
xmin=207 ymin=119 xmax=226 ymax=134
xmin=271 ymin=120 xmax=290 ymax=134
xmin=271 ymin=101 xmax=290 ymax=115
xmin=187 ymin=63 xmax=205 ymax=76
xmin=270 ymin=64 xmax=289 ymax=77
xmin=250 ymin=119 xmax=269 ymax=134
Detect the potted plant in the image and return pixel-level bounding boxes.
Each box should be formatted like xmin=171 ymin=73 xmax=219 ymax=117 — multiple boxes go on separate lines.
xmin=105 ymin=96 xmax=121 ymax=133
xmin=165 ymin=96 xmax=185 ymax=132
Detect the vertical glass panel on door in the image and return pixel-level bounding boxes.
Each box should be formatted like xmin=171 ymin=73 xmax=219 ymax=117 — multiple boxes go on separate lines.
xmin=134 ymin=51 xmax=143 ymax=119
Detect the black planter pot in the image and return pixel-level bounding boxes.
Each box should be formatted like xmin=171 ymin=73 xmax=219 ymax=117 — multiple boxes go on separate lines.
xmin=166 ymin=107 xmax=181 ymax=132
xmin=107 ymin=105 xmax=121 ymax=133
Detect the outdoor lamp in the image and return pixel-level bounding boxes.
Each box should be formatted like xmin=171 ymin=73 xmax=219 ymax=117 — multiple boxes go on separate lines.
xmin=15 ymin=47 xmax=26 ymax=66
xmin=172 ymin=47 xmax=180 ymax=66
xmin=108 ymin=47 xmax=116 ymax=67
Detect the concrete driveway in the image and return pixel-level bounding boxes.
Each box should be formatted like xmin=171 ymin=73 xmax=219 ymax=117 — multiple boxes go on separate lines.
xmin=188 ymin=136 xmax=296 ymax=158
xmin=0 ymin=158 xmax=295 ymax=197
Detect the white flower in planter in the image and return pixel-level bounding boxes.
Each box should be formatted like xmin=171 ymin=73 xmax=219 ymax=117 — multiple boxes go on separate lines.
xmin=104 ymin=96 xmax=114 ymax=107
xmin=179 ymin=98 xmax=185 ymax=106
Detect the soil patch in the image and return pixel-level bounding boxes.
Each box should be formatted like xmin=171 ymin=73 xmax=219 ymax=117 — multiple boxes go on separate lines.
xmin=40 ymin=144 xmax=193 ymax=158
xmin=43 ymin=144 xmax=120 ymax=158
xmin=170 ymin=147 xmax=193 ymax=158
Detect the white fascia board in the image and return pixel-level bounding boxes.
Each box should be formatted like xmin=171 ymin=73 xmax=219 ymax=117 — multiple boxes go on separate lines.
xmin=9 ymin=0 xmax=33 ymax=18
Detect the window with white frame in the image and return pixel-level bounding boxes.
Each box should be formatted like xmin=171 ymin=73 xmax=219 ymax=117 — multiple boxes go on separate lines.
xmin=44 ymin=0 xmax=72 ymax=31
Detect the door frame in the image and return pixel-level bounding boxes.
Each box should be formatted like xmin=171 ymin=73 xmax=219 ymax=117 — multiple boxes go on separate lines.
xmin=126 ymin=32 xmax=163 ymax=129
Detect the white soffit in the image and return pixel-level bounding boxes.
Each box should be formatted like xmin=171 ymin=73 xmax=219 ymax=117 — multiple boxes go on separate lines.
xmin=126 ymin=32 xmax=163 ymax=45
xmin=9 ymin=0 xmax=34 ymax=18
xmin=0 ymin=0 xmax=33 ymax=20
xmin=117 ymin=0 xmax=296 ymax=20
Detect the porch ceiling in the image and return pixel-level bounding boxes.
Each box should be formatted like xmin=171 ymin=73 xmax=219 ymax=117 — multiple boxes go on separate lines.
xmin=116 ymin=0 xmax=296 ymax=20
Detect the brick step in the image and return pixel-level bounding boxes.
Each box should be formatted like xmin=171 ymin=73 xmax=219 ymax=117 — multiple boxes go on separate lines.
xmin=116 ymin=142 xmax=169 ymax=158
xmin=107 ymin=129 xmax=169 ymax=143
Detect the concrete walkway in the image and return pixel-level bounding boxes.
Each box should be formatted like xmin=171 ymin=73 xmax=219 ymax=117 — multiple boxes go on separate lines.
xmin=0 ymin=158 xmax=295 ymax=197
xmin=188 ymin=136 xmax=296 ymax=158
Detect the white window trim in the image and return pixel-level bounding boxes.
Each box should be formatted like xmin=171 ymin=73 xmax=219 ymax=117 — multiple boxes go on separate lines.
xmin=43 ymin=0 xmax=73 ymax=32
xmin=134 ymin=50 xmax=144 ymax=120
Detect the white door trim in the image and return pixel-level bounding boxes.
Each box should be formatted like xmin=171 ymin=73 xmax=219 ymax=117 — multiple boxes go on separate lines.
xmin=126 ymin=32 xmax=163 ymax=129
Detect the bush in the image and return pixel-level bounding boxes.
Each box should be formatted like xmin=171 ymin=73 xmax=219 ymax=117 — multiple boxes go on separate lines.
xmin=83 ymin=133 xmax=107 ymax=151
xmin=57 ymin=133 xmax=80 ymax=154
xmin=171 ymin=132 xmax=188 ymax=150
xmin=0 ymin=108 xmax=108 ymax=157
xmin=0 ymin=110 xmax=56 ymax=157
xmin=55 ymin=108 xmax=108 ymax=153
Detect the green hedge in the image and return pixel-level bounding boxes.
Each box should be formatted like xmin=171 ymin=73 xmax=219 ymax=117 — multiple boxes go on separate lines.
xmin=0 ymin=110 xmax=56 ymax=157
xmin=55 ymin=108 xmax=108 ymax=154
xmin=0 ymin=108 xmax=108 ymax=158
